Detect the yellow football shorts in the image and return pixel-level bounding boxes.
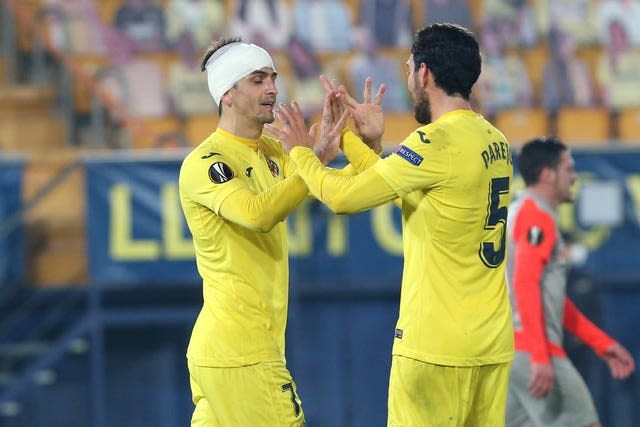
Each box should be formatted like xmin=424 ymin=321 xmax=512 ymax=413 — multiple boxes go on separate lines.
xmin=188 ymin=361 xmax=306 ymax=427
xmin=388 ymin=355 xmax=511 ymax=426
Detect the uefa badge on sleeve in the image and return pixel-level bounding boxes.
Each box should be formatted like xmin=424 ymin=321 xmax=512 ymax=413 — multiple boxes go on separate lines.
xmin=208 ymin=162 xmax=234 ymax=184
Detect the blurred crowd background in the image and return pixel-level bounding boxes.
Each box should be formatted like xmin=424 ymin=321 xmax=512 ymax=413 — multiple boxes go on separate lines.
xmin=1 ymin=1 xmax=640 ymax=427
xmin=3 ymin=0 xmax=640 ymax=151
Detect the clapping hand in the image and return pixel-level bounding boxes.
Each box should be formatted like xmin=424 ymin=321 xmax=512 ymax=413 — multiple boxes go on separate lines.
xmin=265 ymin=101 xmax=316 ymax=153
xmin=314 ymin=77 xmax=350 ymax=164
xmin=331 ymin=76 xmax=386 ymax=153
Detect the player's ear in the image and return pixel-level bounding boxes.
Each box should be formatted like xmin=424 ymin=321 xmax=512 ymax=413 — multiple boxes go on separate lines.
xmin=539 ymin=166 xmax=555 ymax=184
xmin=221 ymin=91 xmax=233 ymax=108
xmin=419 ymin=63 xmax=430 ymax=88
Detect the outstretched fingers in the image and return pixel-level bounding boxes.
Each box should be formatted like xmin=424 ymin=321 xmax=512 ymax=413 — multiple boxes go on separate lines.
xmin=363 ymin=77 xmax=373 ymax=104
xmin=335 ymin=109 xmax=350 ymax=132
xmin=319 ymin=74 xmax=338 ymax=92
xmin=374 ymin=83 xmax=387 ymax=105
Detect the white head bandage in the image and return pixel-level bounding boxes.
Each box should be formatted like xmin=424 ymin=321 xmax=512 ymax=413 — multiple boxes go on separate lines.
xmin=204 ymin=42 xmax=276 ymax=106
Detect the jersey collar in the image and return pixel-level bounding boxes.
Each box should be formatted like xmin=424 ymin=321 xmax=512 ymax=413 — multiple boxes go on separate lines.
xmin=435 ymin=109 xmax=478 ymax=123
xmin=215 ymin=128 xmax=261 ymax=151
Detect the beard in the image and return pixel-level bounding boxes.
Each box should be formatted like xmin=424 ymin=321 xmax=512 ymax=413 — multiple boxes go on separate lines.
xmin=413 ymin=84 xmax=432 ymax=125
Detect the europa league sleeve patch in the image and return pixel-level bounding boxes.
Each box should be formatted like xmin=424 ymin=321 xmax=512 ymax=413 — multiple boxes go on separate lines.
xmin=527 ymin=226 xmax=544 ymax=245
xmin=208 ymin=162 xmax=234 ymax=183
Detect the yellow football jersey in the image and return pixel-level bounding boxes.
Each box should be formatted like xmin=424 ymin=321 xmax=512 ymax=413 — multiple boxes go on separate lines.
xmin=179 ymin=128 xmax=299 ymax=367
xmin=373 ymin=110 xmax=514 ymax=366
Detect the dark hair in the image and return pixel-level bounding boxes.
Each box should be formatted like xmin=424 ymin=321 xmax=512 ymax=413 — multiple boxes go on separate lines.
xmin=518 ymin=137 xmax=567 ymax=186
xmin=200 ymin=36 xmax=243 ymax=114
xmin=411 ymin=23 xmax=481 ymax=100
xmin=201 ymin=36 xmax=243 ymax=72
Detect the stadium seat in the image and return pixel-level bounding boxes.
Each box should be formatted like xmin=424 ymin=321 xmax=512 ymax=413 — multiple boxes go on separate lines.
xmin=0 ymin=85 xmax=66 ymax=152
xmin=576 ymin=45 xmax=604 ymax=86
xmin=23 ymin=149 xmax=87 ymax=286
xmin=522 ymin=43 xmax=549 ymax=105
xmin=127 ymin=116 xmax=184 ymax=149
xmin=617 ymin=107 xmax=640 ymax=145
xmin=137 ymin=51 xmax=180 ymax=81
xmin=383 ymin=112 xmax=419 ymax=148
xmin=95 ymin=0 xmax=125 ymax=24
xmin=185 ymin=114 xmax=219 ymax=146
xmin=494 ymin=108 xmax=549 ymax=147
xmin=556 ymin=107 xmax=611 ymax=146
xmin=467 ymin=0 xmax=484 ymax=28
xmin=71 ymin=54 xmax=110 ymax=114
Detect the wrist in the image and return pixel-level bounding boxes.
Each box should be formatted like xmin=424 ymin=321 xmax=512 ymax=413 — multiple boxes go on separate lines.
xmin=364 ymin=137 xmax=383 ymax=154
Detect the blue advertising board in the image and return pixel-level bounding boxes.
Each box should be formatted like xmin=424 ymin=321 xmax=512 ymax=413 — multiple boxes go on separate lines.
xmin=84 ymin=149 xmax=640 ymax=289
xmin=0 ymin=157 xmax=25 ymax=286
xmin=85 ymin=152 xmax=405 ymax=288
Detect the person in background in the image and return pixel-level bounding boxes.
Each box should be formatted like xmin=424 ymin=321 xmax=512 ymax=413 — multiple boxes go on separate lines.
xmin=348 ymin=26 xmax=410 ymax=113
xmin=165 ymin=0 xmax=226 ymax=51
xmin=230 ymin=0 xmax=292 ymax=51
xmin=293 ymin=0 xmax=352 ymax=51
xmin=113 ymin=0 xmax=166 ymax=53
xmin=424 ymin=0 xmax=472 ymax=29
xmin=358 ymin=0 xmax=412 ymax=47
xmin=505 ymin=137 xmax=635 ymax=427
xmin=168 ymin=32 xmax=215 ymax=118
xmin=596 ymin=19 xmax=640 ymax=111
xmin=542 ymin=27 xmax=598 ymax=114
xmin=475 ymin=21 xmax=533 ymax=117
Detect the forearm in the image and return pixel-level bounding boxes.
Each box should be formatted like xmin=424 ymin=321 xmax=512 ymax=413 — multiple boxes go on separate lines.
xmin=563 ymin=298 xmax=615 ymax=356
xmin=514 ymin=251 xmax=551 ymax=365
xmin=290 ymin=146 xmax=397 ymax=214
xmin=340 ymin=129 xmax=381 ymax=173
xmin=219 ymin=175 xmax=308 ymax=232
xmin=340 ymin=130 xmax=405 ymax=209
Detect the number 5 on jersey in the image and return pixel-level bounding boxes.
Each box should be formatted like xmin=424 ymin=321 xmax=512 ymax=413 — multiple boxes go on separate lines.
xmin=480 ymin=177 xmax=509 ymax=268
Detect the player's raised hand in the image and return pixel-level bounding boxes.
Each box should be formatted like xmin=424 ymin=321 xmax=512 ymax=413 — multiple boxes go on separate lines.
xmin=314 ymin=86 xmax=349 ymax=165
xmin=337 ymin=76 xmax=386 ymax=153
xmin=319 ymin=75 xmax=346 ymax=121
xmin=602 ymin=342 xmax=635 ymax=380
xmin=265 ymin=101 xmax=316 ymax=153
xmin=528 ymin=363 xmax=554 ymax=398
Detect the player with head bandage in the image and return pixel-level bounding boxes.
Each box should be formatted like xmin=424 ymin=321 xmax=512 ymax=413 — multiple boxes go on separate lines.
xmin=178 ymin=35 xmax=352 ymax=426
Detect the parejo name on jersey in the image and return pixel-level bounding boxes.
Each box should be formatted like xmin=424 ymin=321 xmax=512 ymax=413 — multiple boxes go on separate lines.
xmin=481 ymin=141 xmax=512 ymax=169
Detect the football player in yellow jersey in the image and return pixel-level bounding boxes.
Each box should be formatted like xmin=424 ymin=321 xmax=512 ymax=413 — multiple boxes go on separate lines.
xmin=179 ymin=37 xmax=345 ymax=427
xmin=267 ymin=24 xmax=515 ymax=426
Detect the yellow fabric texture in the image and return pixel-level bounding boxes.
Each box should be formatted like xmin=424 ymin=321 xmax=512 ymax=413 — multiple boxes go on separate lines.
xmin=179 ymin=128 xmax=307 ymax=367
xmin=189 ymin=361 xmax=306 ymax=427
xmin=388 ymin=356 xmax=511 ymax=426
xmin=291 ymin=110 xmax=514 ymax=366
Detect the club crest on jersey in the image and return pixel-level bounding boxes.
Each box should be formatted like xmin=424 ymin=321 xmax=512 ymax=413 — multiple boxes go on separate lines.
xmin=267 ymin=158 xmax=280 ymax=177
xmin=395 ymin=145 xmax=423 ymax=166
xmin=208 ymin=162 xmax=234 ymax=184
xmin=527 ymin=226 xmax=544 ymax=245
